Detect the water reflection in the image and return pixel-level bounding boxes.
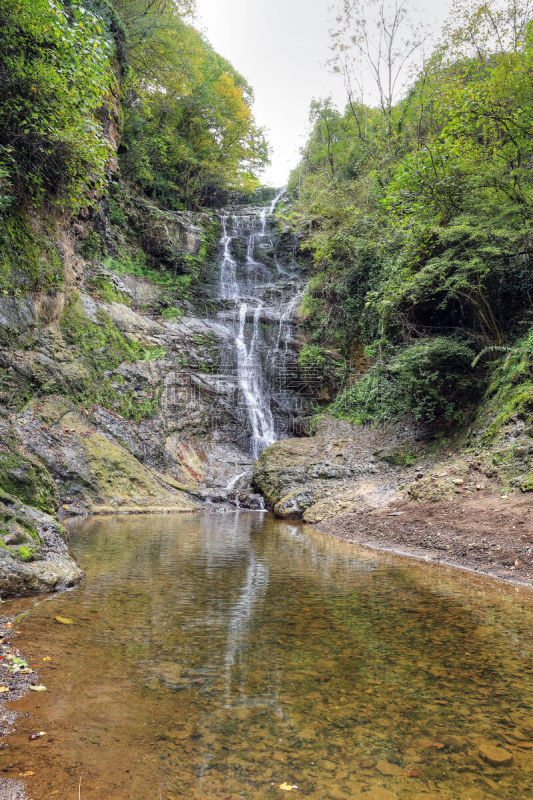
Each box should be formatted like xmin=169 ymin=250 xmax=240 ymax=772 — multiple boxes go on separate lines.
xmin=1 ymin=512 xmax=532 ymax=800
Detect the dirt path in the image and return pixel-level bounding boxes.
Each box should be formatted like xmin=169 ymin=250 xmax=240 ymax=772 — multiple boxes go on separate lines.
xmin=318 ymin=493 xmax=533 ymax=586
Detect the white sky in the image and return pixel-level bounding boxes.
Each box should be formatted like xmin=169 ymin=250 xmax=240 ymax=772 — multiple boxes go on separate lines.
xmin=195 ymin=0 xmax=454 ymax=186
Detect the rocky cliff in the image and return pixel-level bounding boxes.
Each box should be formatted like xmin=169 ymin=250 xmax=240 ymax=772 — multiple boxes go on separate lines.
xmin=0 ymin=174 xmax=310 ymax=596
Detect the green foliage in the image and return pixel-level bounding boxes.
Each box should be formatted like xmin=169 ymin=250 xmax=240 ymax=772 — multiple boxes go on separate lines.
xmin=298 ymin=345 xmax=329 ymax=376
xmin=298 ymin=345 xmax=345 ymax=384
xmin=161 ymin=306 xmax=184 ymax=321
xmin=0 ymin=213 xmax=63 ymax=294
xmin=86 ymin=272 xmax=131 ymax=305
xmin=104 ymin=253 xmax=193 ymax=295
xmin=0 ymin=0 xmax=268 ymax=214
xmin=479 ymin=327 xmax=533 ymax=442
xmin=329 ymin=338 xmax=477 ymax=424
xmin=80 ymin=232 xmax=104 ymax=261
xmin=115 ymin=0 xmax=269 ymax=207
xmin=0 ymin=0 xmax=117 ymax=213
xmin=288 ymin=0 xmax=533 ymax=429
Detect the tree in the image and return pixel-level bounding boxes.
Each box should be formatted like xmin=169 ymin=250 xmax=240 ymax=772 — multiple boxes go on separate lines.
xmin=116 ymin=1 xmax=269 ymax=207
xmin=309 ymin=99 xmax=342 ymax=179
xmin=0 ymin=0 xmax=116 ymax=213
xmin=330 ymin=0 xmax=427 ymax=135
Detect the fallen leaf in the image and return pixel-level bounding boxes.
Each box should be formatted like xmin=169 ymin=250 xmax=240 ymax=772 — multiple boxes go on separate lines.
xmin=29 ymin=731 xmax=46 ymax=740
xmin=19 ymin=771 xmax=35 ymax=777
xmin=0 ymin=687 xmax=9 ymax=693
xmin=407 ymin=769 xmax=421 ymax=778
xmin=54 ymin=616 xmax=74 ymax=625
xmin=42 ymin=657 xmax=52 ymax=662
xmin=29 ymin=685 xmax=47 ymax=692
xmin=279 ymin=783 xmax=297 ymax=792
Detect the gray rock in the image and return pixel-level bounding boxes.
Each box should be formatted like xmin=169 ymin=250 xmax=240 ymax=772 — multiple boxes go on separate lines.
xmin=0 ymin=490 xmax=83 ymax=598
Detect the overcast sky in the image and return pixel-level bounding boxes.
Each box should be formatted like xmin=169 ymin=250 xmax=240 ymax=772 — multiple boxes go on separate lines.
xmin=195 ymin=0 xmax=454 ymax=186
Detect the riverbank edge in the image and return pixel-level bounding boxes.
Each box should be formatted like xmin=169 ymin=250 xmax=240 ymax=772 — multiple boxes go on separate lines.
xmin=0 ymin=615 xmax=38 ymax=800
xmin=316 ymin=493 xmax=533 ymax=589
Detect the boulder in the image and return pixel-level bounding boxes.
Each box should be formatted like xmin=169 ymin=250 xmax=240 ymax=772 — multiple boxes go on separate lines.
xmin=0 ymin=490 xmax=83 ymax=598
xmin=253 ymin=416 xmax=404 ymax=522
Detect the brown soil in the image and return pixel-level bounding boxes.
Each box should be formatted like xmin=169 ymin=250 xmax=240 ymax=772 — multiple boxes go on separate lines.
xmin=318 ymin=492 xmax=533 ymax=586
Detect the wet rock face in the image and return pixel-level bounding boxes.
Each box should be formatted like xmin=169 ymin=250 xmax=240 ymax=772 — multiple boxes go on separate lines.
xmin=15 ymin=397 xmax=195 ymax=517
xmin=0 ymin=490 xmax=83 ymax=598
xmin=253 ymin=416 xmax=407 ymax=523
xmin=127 ymin=201 xmax=208 ymax=269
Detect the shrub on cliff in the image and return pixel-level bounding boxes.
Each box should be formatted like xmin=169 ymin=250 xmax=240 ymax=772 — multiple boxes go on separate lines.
xmin=0 ymin=0 xmax=118 ymax=213
xmin=329 ymin=337 xmax=477 ymax=424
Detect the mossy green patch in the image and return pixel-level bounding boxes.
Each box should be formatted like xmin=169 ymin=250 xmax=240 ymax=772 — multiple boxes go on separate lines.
xmin=58 ymin=295 xmax=164 ymax=421
xmin=86 ymin=273 xmax=132 ymax=306
xmin=0 ymin=212 xmax=63 ymax=295
xmin=480 ymin=329 xmax=533 ymax=444
xmin=161 ymin=306 xmax=184 ymax=320
xmin=18 ymin=545 xmax=38 ymax=562
xmin=520 ymin=472 xmax=533 ymax=492
xmin=0 ymin=434 xmax=58 ymax=514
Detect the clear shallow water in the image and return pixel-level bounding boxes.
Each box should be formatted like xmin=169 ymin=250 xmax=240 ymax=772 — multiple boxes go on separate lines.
xmin=2 ymin=512 xmax=533 ymax=800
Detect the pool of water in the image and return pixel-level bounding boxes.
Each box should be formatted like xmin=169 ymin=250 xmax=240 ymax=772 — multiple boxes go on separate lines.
xmin=1 ymin=512 xmax=532 ymax=799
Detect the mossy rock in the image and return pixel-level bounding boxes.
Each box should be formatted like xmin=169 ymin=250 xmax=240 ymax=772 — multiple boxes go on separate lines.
xmin=520 ymin=472 xmax=533 ymax=492
xmin=0 ymin=489 xmax=83 ymax=597
xmin=0 ymin=212 xmax=63 ymax=295
xmin=374 ymin=443 xmax=417 ymax=467
xmin=0 ymin=427 xmax=58 ymax=514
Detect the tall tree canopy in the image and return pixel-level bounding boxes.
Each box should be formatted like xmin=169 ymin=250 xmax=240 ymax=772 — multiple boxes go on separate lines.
xmin=113 ymin=0 xmax=269 ymax=207
xmin=287 ymin=0 xmax=532 ymax=424
xmin=0 ymin=0 xmax=269 ymax=214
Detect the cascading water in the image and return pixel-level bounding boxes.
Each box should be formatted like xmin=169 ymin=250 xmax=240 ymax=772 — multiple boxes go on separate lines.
xmin=216 ymin=190 xmax=303 ymax=460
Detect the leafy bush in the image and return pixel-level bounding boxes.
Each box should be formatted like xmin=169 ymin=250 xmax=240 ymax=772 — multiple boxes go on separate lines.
xmin=161 ymin=306 xmax=184 ymax=320
xmin=0 ymin=0 xmax=117 ymax=212
xmin=329 ymin=337 xmax=477 ymax=424
xmin=286 ymin=0 xmax=533 ymax=434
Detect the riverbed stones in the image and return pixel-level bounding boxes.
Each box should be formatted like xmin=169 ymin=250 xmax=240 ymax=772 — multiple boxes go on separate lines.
xmin=359 ymin=756 xmax=378 ymax=770
xmin=376 ymin=760 xmax=403 ymax=776
xmin=478 ymin=741 xmax=514 ymax=766
xmin=368 ymin=788 xmax=397 ymax=800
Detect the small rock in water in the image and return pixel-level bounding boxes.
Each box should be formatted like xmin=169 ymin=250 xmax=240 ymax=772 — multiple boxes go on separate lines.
xmin=359 ymin=756 xmax=377 ymax=769
xmin=441 ymin=735 xmax=466 ymax=751
xmin=478 ymin=741 xmax=513 ymax=766
xmin=298 ymin=726 xmax=316 ymax=741
xmin=376 ymin=760 xmax=402 ymax=776
xmin=326 ymin=787 xmax=349 ymax=800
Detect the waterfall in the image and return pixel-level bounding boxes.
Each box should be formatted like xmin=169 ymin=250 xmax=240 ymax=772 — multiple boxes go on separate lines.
xmin=216 ymin=189 xmax=302 ymax=460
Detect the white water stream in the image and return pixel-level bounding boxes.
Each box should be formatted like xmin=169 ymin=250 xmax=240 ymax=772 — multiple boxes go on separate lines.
xmin=217 ymin=189 xmax=303 ymax=459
